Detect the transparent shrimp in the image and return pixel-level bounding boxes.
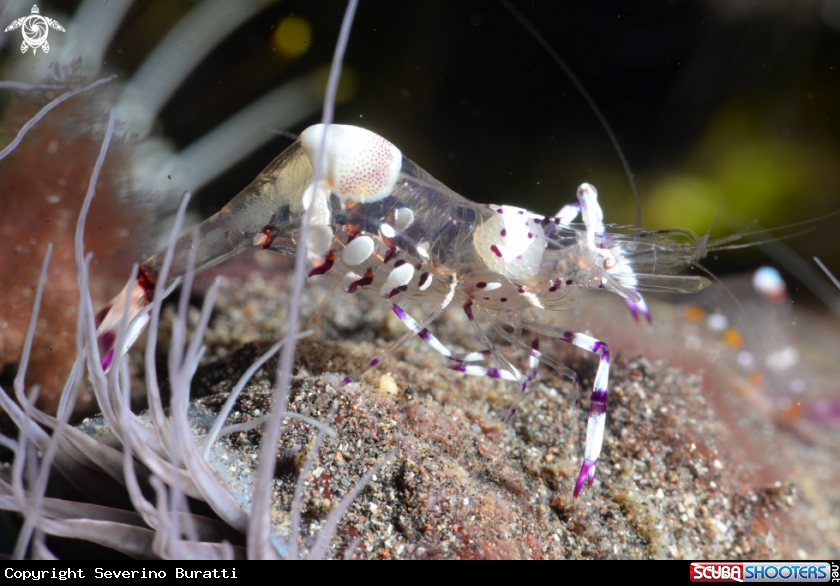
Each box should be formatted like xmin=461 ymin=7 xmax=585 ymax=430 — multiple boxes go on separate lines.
xmin=95 ymin=124 xmax=724 ymax=498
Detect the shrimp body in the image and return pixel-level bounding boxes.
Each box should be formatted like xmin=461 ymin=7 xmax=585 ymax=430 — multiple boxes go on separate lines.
xmin=95 ymin=124 xmax=712 ymax=497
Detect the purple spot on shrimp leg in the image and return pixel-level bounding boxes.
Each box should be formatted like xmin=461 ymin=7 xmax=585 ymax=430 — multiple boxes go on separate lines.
xmin=573 ymin=458 xmax=597 ymax=498
xmin=340 ymin=376 xmax=353 ymax=387
xmin=391 ymin=304 xmax=407 ymax=320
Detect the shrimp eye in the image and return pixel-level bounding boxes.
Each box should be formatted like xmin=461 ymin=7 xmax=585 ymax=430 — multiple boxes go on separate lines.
xmin=603 ymin=256 xmax=617 ymax=270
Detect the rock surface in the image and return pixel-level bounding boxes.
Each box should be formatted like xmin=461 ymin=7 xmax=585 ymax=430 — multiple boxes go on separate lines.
xmin=126 ymin=250 xmax=840 ymax=560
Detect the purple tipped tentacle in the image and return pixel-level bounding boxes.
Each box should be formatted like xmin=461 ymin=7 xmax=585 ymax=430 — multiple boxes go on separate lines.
xmin=625 ymin=298 xmax=639 ymax=323
xmin=627 ymin=288 xmax=652 ymax=324
xmin=641 ymin=302 xmax=652 ymax=323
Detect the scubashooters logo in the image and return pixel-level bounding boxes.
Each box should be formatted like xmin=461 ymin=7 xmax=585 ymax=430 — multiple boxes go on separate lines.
xmin=4 ymin=5 xmax=65 ymax=55
xmin=691 ymin=562 xmax=833 ymax=582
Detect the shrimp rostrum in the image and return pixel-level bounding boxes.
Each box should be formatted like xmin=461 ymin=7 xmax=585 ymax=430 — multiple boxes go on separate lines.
xmin=95 ymin=124 xmax=716 ymax=498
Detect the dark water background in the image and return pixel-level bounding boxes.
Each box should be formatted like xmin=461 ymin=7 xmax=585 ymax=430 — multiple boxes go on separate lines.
xmin=4 ymin=0 xmax=840 ymax=303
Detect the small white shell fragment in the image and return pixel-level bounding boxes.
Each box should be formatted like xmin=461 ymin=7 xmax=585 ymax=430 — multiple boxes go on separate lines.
xmin=387 ymin=263 xmax=415 ymax=287
xmin=342 ymin=271 xmax=361 ymax=291
xmin=380 ymin=223 xmax=396 ymax=238
xmin=394 ymin=207 xmax=415 ymax=232
xmin=342 ymin=235 xmax=375 ymax=266
xmin=299 ymin=124 xmax=402 ymax=203
xmin=307 ymin=225 xmax=334 ymax=257
xmin=379 ymin=374 xmax=399 ymax=395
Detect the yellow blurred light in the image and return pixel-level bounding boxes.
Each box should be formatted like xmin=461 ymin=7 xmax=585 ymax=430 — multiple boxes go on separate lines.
xmin=645 ymin=174 xmax=720 ymax=236
xmin=272 ymin=16 xmax=312 ymax=59
xmin=722 ymin=327 xmax=744 ymax=350
xmin=685 ymin=305 xmax=707 ymax=322
xmin=312 ymin=64 xmax=359 ymax=105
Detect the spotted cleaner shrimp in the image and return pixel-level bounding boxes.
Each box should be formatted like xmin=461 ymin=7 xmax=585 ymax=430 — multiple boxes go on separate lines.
xmin=90 ymin=122 xmax=742 ymax=498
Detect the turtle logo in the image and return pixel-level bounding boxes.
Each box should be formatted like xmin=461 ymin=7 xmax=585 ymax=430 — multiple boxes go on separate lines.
xmin=4 ymin=5 xmax=65 ymax=55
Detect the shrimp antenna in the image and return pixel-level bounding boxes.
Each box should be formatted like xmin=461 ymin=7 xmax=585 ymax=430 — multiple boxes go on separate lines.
xmin=704 ymin=226 xmax=816 ymax=254
xmin=264 ymin=126 xmax=300 ymax=141
xmin=815 ymin=257 xmax=840 ymax=291
xmin=499 ymin=0 xmax=642 ymax=228
xmin=690 ymin=187 xmax=724 ymax=264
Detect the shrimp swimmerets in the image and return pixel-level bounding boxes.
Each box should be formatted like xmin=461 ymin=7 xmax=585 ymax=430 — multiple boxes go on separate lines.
xmin=94 ymin=124 xmax=721 ymax=498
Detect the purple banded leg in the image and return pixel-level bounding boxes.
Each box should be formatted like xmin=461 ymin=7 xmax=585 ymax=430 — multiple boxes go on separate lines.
xmin=424 ymin=302 xmax=532 ymax=413
xmin=498 ymin=337 xmax=542 ymax=421
xmin=448 ymin=364 xmax=521 ymax=381
xmin=392 ymin=304 xmax=490 ymax=363
xmin=461 ymin=315 xmax=531 ymax=420
xmin=558 ymin=330 xmax=609 ymax=498
xmin=486 ymin=318 xmax=579 ymax=384
xmin=340 ymin=276 xmax=457 ymax=386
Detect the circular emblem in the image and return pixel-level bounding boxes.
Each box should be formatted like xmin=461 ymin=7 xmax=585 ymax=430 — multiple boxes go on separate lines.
xmin=4 ymin=5 xmax=64 ymax=55
xmin=22 ymin=14 xmax=48 ymax=51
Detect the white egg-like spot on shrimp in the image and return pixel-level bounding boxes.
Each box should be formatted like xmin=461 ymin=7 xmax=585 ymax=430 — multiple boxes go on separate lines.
xmin=418 ymin=272 xmax=433 ymax=291
xmin=307 ymin=225 xmax=334 ymax=257
xmin=484 ymin=282 xmax=502 ymax=291
xmin=416 ymin=243 xmax=430 ymax=261
xmin=342 ymin=235 xmax=375 ymax=266
xmin=301 ymin=182 xmax=332 ymax=226
xmin=300 ymin=124 xmax=402 ymax=203
xmin=387 ymin=263 xmax=415 ymax=287
xmin=474 ymin=205 xmax=546 ymax=280
xmin=394 ymin=207 xmax=415 ymax=232
xmin=380 ymin=223 xmax=396 ymax=238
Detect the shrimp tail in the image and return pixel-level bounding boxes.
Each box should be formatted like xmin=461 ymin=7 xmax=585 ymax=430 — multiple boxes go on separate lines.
xmin=95 ymin=141 xmax=315 ymax=371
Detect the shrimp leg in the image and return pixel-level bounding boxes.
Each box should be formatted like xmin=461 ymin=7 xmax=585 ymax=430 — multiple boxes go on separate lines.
xmin=340 ymin=276 xmax=461 ymax=386
xmin=555 ymin=330 xmax=610 ymax=498
xmin=388 ymin=301 xmax=539 ymax=410
xmin=391 ymin=305 xmax=490 ymax=363
xmin=486 ymin=318 xmax=579 ymax=383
